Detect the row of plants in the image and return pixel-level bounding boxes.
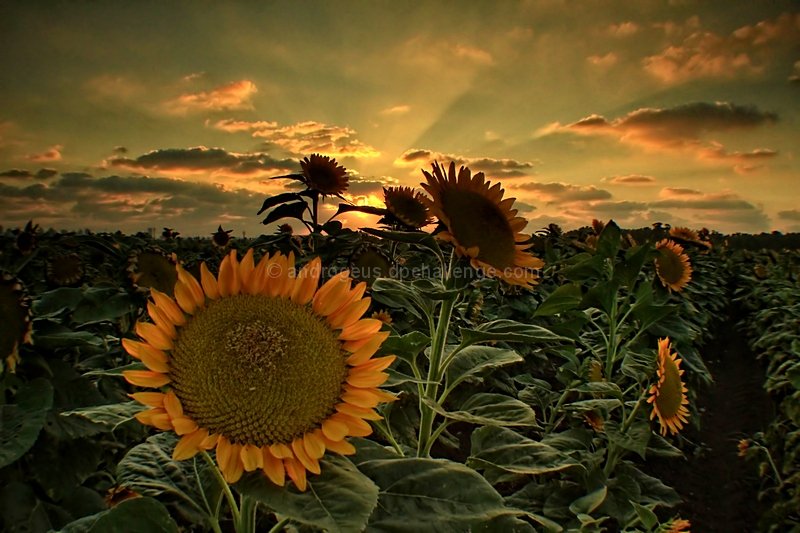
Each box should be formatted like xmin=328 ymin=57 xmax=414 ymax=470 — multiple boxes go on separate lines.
xmin=734 ymin=249 xmax=800 ymax=532
xmin=0 ymin=156 xmax=724 ymax=532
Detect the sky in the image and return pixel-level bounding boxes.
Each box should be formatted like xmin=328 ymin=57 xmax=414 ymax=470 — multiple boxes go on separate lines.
xmin=1 ymin=0 xmax=798 ymax=237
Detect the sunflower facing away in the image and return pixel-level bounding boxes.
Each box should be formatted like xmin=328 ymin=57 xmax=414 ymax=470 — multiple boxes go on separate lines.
xmin=299 ymin=154 xmax=349 ymax=196
xmin=654 ymin=239 xmax=692 ymax=292
xmin=421 ymin=161 xmax=544 ymax=287
xmin=647 ymin=338 xmax=690 ymax=437
xmin=383 ymin=186 xmax=433 ymax=229
xmin=124 ymin=249 xmax=396 ymax=491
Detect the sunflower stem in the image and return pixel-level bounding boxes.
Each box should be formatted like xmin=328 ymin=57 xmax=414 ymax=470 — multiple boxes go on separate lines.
xmin=416 ymin=250 xmax=457 ymax=457
xmin=201 ymin=451 xmax=241 ymax=528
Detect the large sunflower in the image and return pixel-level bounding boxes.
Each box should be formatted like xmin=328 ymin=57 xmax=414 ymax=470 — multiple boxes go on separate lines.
xmin=124 ymin=250 xmax=395 ymax=491
xmin=654 ymin=239 xmax=692 ymax=292
xmin=383 ymin=186 xmax=432 ymax=229
xmin=647 ymin=338 xmax=690 ymax=437
xmin=300 ymin=154 xmax=349 ymax=195
xmin=420 ymin=161 xmax=543 ymax=287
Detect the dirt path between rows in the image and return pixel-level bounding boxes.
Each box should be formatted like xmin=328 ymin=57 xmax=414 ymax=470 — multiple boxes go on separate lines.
xmin=657 ymin=309 xmax=773 ymax=532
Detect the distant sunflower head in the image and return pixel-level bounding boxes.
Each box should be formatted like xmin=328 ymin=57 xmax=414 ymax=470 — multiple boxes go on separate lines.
xmin=350 ymin=245 xmax=393 ymax=286
xmin=212 ymin=225 xmax=233 ymax=248
xmin=300 ymin=154 xmax=349 ymax=195
xmin=47 ymin=253 xmax=84 ymax=287
xmin=647 ymin=338 xmax=690 ymax=437
xmin=654 ymin=239 xmax=692 ymax=292
xmin=128 ymin=248 xmax=179 ymax=296
xmin=421 ymin=161 xmax=544 ymax=287
xmin=383 ymin=186 xmax=432 ymax=229
xmin=0 ymin=273 xmax=33 ymax=374
xmin=124 ymin=249 xmax=396 ymax=491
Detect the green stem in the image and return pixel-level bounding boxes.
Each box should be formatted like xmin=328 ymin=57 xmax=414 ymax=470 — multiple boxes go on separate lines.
xmin=268 ymin=517 xmax=291 ymax=533
xmin=201 ymin=451 xmax=241 ymax=527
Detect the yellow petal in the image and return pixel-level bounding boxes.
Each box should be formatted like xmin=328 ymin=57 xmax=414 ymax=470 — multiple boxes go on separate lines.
xmin=284 ymin=457 xmax=307 ymax=491
xmin=262 ymin=448 xmax=286 ymax=486
xmin=292 ymin=438 xmax=321 ymax=474
xmin=200 ymin=262 xmax=219 ymax=300
xmin=345 ymin=332 xmax=390 ymax=366
xmin=174 ymin=282 xmax=198 ymax=315
xmin=327 ymin=298 xmax=371 ymax=330
xmin=124 ymin=370 xmax=170 ymax=388
xmin=150 ymin=289 xmax=186 ymax=326
xmin=303 ymin=430 xmax=326 ymax=460
xmin=162 ymin=390 xmax=184 ymax=419
xmin=128 ymin=392 xmax=165 ymax=408
xmin=135 ymin=322 xmax=173 ymax=351
xmin=339 ymin=319 xmax=383 ymax=341
xmin=173 ymin=429 xmax=207 ymax=461
xmin=291 ymin=257 xmax=321 ymax=305
xmin=240 ymin=443 xmax=264 ymax=472
xmin=321 ymin=418 xmax=349 ymax=441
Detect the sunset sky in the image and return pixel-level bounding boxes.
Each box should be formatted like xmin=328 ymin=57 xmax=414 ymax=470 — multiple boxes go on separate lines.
xmin=1 ymin=1 xmax=798 ymax=237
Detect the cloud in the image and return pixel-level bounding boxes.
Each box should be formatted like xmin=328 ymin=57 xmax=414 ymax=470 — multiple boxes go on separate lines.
xmin=394 ymin=148 xmax=538 ymax=178
xmin=644 ymin=12 xmax=800 ymax=84
xmin=512 ymin=181 xmax=612 ymax=204
xmin=603 ymin=174 xmax=657 ymax=185
xmin=547 ymin=101 xmax=777 ymax=161
xmin=210 ymin=119 xmax=380 ymax=159
xmin=164 ymin=80 xmax=258 ymax=114
xmin=778 ymin=209 xmax=800 ymax=221
xmin=380 ymin=105 xmax=411 ymax=116
xmin=25 ymin=144 xmax=63 ymax=162
xmin=0 ymin=168 xmax=59 ymax=180
xmin=105 ymin=146 xmax=297 ymax=176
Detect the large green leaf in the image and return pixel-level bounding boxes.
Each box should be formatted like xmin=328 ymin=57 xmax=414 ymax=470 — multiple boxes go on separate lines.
xmin=534 ymin=283 xmax=583 ymax=317
xmin=445 ymin=345 xmax=524 ymax=390
xmin=61 ymin=401 xmax=145 ymax=433
xmin=468 ymin=426 xmax=581 ymax=476
xmin=61 ymin=497 xmax=179 ymax=533
xmin=116 ymin=433 xmax=216 ymax=525
xmin=426 ymin=393 xmax=537 ymax=427
xmin=237 ymin=454 xmax=378 ymax=533
xmin=0 ymin=378 xmax=54 ymax=468
xmin=357 ymin=456 xmax=523 ymax=530
xmin=459 ymin=319 xmax=570 ymax=347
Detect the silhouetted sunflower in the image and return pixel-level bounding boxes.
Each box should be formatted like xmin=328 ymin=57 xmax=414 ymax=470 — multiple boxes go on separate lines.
xmin=300 ymin=154 xmax=349 ymax=195
xmin=128 ymin=248 xmax=179 ymax=296
xmin=124 ymin=249 xmax=395 ymax=491
xmin=654 ymin=239 xmax=692 ymax=292
xmin=0 ymin=273 xmax=33 ymax=373
xmin=647 ymin=338 xmax=690 ymax=437
xmin=383 ymin=186 xmax=432 ymax=229
xmin=421 ymin=161 xmax=543 ymax=287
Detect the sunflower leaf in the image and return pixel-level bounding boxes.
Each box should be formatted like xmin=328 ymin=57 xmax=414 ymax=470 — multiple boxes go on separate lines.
xmin=356 ymin=456 xmax=525 ymax=530
xmin=236 ymin=454 xmax=379 ymax=533
xmin=468 ymin=426 xmax=582 ymax=476
xmin=0 ymin=378 xmax=54 ymax=469
xmin=260 ymin=200 xmax=309 ymax=226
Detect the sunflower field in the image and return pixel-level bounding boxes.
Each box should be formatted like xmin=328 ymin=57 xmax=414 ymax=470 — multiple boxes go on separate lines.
xmin=1 ymin=157 xmax=798 ymax=533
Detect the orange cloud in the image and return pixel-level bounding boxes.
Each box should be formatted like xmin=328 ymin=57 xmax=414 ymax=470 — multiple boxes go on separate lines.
xmin=165 ymin=80 xmax=257 ymax=114
xmin=211 ymin=119 xmax=379 ymax=159
xmin=644 ymin=12 xmax=800 ymax=85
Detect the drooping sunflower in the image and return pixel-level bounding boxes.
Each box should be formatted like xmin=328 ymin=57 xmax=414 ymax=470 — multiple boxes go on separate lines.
xmin=420 ymin=161 xmax=543 ymax=287
xmin=123 ymin=249 xmax=395 ymax=491
xmin=299 ymin=154 xmax=349 ymax=196
xmin=0 ymin=273 xmax=33 ymax=373
xmin=654 ymin=239 xmax=692 ymax=292
xmin=647 ymin=338 xmax=690 ymax=437
xmin=383 ymin=186 xmax=433 ymax=229
xmin=128 ymin=248 xmax=179 ymax=296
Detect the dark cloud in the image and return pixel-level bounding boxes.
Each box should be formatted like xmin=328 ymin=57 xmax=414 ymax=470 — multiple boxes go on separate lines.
xmin=106 ymin=147 xmax=297 ymax=176
xmin=395 ymin=148 xmax=538 ymax=178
